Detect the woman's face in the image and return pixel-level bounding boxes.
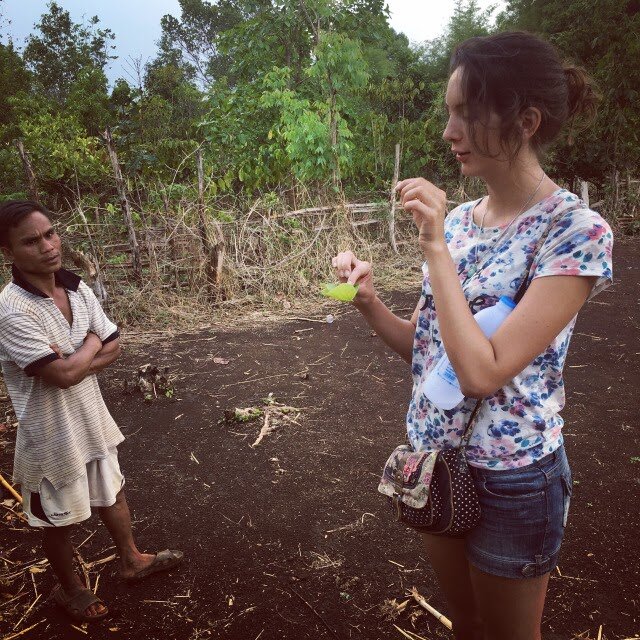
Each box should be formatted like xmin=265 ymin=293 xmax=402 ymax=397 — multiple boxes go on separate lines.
xmin=443 ymin=67 xmax=510 ymax=179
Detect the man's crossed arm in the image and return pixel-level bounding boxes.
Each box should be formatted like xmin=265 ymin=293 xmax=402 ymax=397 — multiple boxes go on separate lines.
xmin=39 ymin=334 xmax=121 ymax=389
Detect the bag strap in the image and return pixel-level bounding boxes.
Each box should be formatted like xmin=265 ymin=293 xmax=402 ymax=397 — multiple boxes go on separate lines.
xmin=460 ymin=399 xmax=482 ymax=448
xmin=456 ymin=195 xmax=583 ymax=449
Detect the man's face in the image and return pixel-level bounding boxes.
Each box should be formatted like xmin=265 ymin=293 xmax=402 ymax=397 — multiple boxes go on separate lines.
xmin=1 ymin=211 xmax=62 ymax=275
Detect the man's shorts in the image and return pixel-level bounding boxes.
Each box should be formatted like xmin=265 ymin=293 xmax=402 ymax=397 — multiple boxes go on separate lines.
xmin=22 ymin=447 xmax=125 ymax=527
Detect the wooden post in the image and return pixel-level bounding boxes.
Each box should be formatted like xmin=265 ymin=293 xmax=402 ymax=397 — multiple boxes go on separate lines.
xmin=196 ymin=146 xmax=225 ymax=298
xmin=77 ymin=205 xmax=108 ymax=304
xmin=388 ymin=143 xmax=400 ymax=254
xmin=580 ymin=180 xmax=590 ymax=207
xmin=162 ymin=192 xmax=181 ymax=289
xmin=15 ymin=139 xmax=39 ymax=201
xmin=101 ymin=127 xmax=143 ymax=281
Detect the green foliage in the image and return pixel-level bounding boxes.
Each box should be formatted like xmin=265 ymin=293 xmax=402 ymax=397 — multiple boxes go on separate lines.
xmin=10 ymin=94 xmax=108 ymax=190
xmin=0 ymin=43 xmax=31 ymax=135
xmin=497 ymin=0 xmax=640 ymax=184
xmin=422 ymin=0 xmax=496 ymax=82
xmin=0 ymin=0 xmax=634 ymax=212
xmin=23 ymin=1 xmax=115 ymax=104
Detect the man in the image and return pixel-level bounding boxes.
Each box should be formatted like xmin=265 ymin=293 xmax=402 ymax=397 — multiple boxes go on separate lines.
xmin=0 ymin=200 xmax=183 ymax=623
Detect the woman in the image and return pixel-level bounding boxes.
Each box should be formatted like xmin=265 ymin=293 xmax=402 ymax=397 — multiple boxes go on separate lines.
xmin=333 ymin=32 xmax=613 ymax=640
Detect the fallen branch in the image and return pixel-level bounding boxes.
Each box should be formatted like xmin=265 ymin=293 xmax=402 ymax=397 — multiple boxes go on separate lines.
xmin=410 ymin=587 xmax=452 ymax=630
xmin=11 ymin=594 xmax=41 ymax=630
xmin=0 ymin=473 xmax=22 ymax=504
xmin=286 ymin=584 xmax=340 ymax=640
xmin=0 ymin=502 xmax=28 ymax=524
xmin=84 ymin=553 xmax=117 ymax=570
xmin=1 ymin=619 xmax=45 ymax=640
xmin=393 ymin=624 xmax=429 ymax=640
xmin=286 ymin=316 xmax=328 ymax=324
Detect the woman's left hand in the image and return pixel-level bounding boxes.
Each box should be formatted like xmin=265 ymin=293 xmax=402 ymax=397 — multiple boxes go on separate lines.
xmin=396 ymin=177 xmax=448 ymax=252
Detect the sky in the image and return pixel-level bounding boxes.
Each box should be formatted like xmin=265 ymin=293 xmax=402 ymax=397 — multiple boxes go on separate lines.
xmin=1 ymin=0 xmax=505 ymax=84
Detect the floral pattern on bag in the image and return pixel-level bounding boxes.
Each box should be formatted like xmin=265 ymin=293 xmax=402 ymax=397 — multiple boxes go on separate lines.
xmin=378 ymin=445 xmax=439 ymax=508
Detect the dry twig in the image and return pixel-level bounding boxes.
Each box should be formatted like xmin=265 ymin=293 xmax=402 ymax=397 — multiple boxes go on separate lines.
xmin=410 ymin=587 xmax=452 ymax=630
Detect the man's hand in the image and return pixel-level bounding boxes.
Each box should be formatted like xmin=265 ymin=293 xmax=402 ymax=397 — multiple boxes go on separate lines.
xmin=84 ymin=332 xmax=103 ymax=352
xmin=37 ymin=332 xmax=104 ymax=389
xmin=49 ymin=343 xmax=64 ymax=359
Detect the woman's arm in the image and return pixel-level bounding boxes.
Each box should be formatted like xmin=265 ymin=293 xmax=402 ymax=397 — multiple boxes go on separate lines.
xmin=397 ymin=177 xmax=596 ymax=398
xmin=333 ymin=250 xmax=418 ymax=364
xmin=425 ymin=241 xmax=595 ymax=396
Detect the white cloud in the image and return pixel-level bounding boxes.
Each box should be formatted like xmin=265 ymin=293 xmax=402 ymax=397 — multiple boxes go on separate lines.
xmin=385 ymin=0 xmax=506 ymax=44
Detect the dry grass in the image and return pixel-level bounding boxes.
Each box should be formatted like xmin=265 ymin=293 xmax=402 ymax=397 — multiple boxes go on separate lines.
xmin=49 ymin=191 xmax=426 ymax=330
xmin=0 ymin=179 xmax=632 ymax=332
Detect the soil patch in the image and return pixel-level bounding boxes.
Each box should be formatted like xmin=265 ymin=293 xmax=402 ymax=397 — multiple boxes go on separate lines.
xmin=1 ymin=239 xmax=638 ymax=640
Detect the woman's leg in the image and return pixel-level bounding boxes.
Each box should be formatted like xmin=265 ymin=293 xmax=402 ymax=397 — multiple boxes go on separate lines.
xmin=469 ymin=565 xmax=549 ymax=640
xmin=421 ymin=533 xmax=483 ymax=640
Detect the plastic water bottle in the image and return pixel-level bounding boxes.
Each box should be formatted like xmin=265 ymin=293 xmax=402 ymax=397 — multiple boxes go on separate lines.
xmin=422 ymin=296 xmax=517 ymax=410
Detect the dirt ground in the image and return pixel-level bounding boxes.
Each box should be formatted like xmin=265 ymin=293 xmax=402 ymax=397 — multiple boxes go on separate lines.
xmin=1 ymin=238 xmax=639 ymax=640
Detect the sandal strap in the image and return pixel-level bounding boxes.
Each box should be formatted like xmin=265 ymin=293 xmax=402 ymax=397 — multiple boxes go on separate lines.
xmin=155 ymin=549 xmax=180 ymax=565
xmin=66 ymin=588 xmax=102 ymax=613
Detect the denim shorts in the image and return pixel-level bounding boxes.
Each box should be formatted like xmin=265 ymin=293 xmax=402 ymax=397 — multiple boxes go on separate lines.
xmin=465 ymin=445 xmax=572 ymax=579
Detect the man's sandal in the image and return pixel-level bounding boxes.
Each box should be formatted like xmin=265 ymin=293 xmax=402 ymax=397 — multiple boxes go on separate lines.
xmin=125 ymin=549 xmax=184 ymax=583
xmin=53 ymin=584 xmax=109 ymax=623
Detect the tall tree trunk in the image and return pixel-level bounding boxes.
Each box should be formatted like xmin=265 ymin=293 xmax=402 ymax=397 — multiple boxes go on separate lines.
xmin=101 ymin=127 xmax=143 ymax=281
xmin=196 ymin=147 xmax=225 ymax=299
xmin=15 ymin=139 xmax=39 ymax=201
xmin=162 ymin=192 xmax=181 ymax=289
xmin=388 ymin=143 xmax=401 ymax=254
xmin=580 ymin=180 xmax=590 ymax=207
xmin=328 ymin=86 xmax=340 ymax=192
xmin=77 ymin=205 xmax=109 ymax=304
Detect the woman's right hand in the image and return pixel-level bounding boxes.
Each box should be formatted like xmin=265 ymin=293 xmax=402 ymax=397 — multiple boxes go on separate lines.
xmin=332 ymin=250 xmax=376 ymax=306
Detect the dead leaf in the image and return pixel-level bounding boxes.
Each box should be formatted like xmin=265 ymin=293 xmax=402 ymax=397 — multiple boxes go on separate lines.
xmin=213 ymin=357 xmax=230 ymax=365
xmin=29 ymin=566 xmax=47 ymax=574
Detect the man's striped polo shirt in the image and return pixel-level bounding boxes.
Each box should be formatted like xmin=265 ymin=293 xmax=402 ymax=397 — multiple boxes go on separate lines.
xmin=0 ymin=266 xmax=124 ymax=492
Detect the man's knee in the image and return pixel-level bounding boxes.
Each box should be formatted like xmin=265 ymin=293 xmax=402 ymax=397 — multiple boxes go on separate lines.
xmin=43 ymin=523 xmax=73 ymax=541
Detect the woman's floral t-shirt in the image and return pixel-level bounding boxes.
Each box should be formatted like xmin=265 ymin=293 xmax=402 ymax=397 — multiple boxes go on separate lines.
xmin=406 ymin=189 xmax=613 ymax=469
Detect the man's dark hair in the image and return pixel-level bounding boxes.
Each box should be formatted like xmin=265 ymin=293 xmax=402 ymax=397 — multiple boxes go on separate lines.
xmin=0 ymin=200 xmax=53 ymax=247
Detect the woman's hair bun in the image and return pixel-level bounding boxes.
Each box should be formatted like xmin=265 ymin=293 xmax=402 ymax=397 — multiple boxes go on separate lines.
xmin=564 ymin=65 xmax=600 ymax=122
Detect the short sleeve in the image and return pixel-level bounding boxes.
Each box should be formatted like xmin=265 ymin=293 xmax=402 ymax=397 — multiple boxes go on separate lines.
xmin=0 ymin=313 xmax=61 ymax=375
xmin=532 ymin=208 xmax=613 ymax=300
xmin=78 ymin=283 xmax=119 ymax=344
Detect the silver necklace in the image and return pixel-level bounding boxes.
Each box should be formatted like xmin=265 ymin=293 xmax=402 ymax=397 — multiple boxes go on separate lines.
xmin=468 ymin=171 xmax=547 ymax=279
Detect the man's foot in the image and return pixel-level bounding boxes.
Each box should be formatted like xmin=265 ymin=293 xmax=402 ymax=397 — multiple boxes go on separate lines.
xmin=53 ymin=582 xmax=108 ymax=622
xmin=121 ymin=549 xmax=184 ymax=582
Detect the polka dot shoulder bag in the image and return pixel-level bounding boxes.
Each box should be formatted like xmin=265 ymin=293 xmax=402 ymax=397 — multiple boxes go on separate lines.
xmin=378 ymin=400 xmax=482 ymax=536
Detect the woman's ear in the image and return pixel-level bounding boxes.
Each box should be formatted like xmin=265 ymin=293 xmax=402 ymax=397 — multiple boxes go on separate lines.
xmin=520 ymin=106 xmax=542 ymax=141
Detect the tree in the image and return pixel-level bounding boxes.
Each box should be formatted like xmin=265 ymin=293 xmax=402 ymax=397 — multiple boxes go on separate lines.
xmin=157 ymin=0 xmax=247 ymax=86
xmin=421 ymin=0 xmax=496 ymax=83
xmin=0 ymin=42 xmax=31 ymax=135
xmin=23 ymin=1 xmax=115 ymax=104
xmin=497 ymin=0 xmax=640 ymax=184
